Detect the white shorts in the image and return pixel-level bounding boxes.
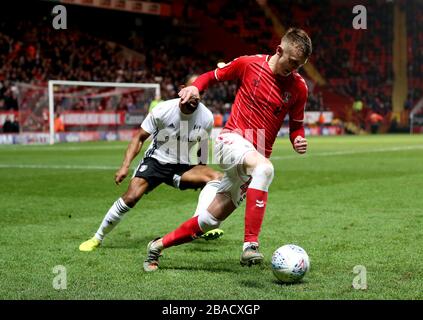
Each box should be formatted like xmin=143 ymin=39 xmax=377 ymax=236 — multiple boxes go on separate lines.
xmin=214 ymin=132 xmax=256 ymax=207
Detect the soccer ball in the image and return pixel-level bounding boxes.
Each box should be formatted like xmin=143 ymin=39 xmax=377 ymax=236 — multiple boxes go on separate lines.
xmin=271 ymin=244 xmax=310 ymax=283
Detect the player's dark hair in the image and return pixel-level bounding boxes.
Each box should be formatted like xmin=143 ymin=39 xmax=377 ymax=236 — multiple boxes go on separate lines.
xmin=282 ymin=28 xmax=312 ymax=58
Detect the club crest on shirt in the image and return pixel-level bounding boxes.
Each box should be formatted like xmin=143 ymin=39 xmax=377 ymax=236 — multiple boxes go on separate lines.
xmin=252 ymin=79 xmax=260 ymax=88
xmin=282 ymin=92 xmax=291 ymax=103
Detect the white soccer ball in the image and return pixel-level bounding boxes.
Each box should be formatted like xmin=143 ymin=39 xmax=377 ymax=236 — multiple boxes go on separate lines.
xmin=271 ymin=244 xmax=310 ymax=283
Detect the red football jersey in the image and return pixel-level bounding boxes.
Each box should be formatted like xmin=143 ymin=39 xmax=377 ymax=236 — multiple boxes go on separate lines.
xmin=194 ymin=54 xmax=308 ymax=158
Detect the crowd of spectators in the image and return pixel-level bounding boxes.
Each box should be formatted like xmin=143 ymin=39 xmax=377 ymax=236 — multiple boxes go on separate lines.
xmin=406 ymin=0 xmax=423 ymax=109
xmin=0 ymin=6 xmax=236 ymax=122
xmin=196 ymin=0 xmax=404 ymax=117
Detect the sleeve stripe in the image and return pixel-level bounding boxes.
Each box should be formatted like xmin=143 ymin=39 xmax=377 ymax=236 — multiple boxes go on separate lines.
xmin=292 ymin=119 xmax=304 ymax=122
xmin=214 ymin=69 xmax=220 ymax=81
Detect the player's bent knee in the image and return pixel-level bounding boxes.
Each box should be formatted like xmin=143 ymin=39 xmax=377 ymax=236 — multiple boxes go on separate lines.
xmin=253 ymin=163 xmax=274 ymax=181
xmin=122 ymin=191 xmax=143 ymax=208
xmin=198 ymin=210 xmax=221 ymax=233
xmin=211 ymin=171 xmax=224 ymax=181
xmin=198 ymin=166 xmax=223 ymax=181
xmin=179 ymin=179 xmax=205 ymax=190
xmin=250 ymin=163 xmax=274 ymax=191
xmin=199 ymin=171 xmax=221 ymax=184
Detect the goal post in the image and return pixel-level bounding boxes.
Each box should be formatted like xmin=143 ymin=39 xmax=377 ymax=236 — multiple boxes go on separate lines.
xmin=409 ymin=96 xmax=423 ymax=134
xmin=47 ymin=80 xmax=160 ymax=145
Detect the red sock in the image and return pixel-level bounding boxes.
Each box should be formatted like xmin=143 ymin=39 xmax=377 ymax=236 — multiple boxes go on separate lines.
xmin=162 ymin=216 xmax=204 ymax=248
xmin=244 ymin=188 xmax=268 ymax=243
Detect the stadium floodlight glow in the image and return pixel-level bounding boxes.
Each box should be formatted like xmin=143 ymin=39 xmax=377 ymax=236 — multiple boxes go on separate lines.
xmin=47 ymin=80 xmax=160 ymax=145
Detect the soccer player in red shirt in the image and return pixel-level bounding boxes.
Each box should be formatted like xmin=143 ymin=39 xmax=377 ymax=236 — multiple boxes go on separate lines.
xmin=144 ymin=28 xmax=312 ymax=271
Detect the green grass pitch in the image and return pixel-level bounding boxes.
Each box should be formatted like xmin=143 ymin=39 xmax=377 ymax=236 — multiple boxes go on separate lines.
xmin=0 ymin=134 xmax=422 ymax=299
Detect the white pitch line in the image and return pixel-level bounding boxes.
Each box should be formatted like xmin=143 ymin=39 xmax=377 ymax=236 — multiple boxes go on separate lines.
xmin=0 ymin=145 xmax=422 ymax=170
xmin=0 ymin=164 xmax=118 ymax=170
xmin=0 ymin=145 xmax=126 ymax=152
xmin=272 ymin=145 xmax=423 ymax=160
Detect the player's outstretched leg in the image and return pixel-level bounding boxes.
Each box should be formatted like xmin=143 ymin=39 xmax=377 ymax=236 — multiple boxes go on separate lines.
xmin=79 ymin=236 xmax=101 ymax=252
xmin=201 ymin=228 xmax=224 ymax=241
xmin=192 ymin=180 xmax=225 ymax=241
xmin=80 ymin=178 xmax=147 ymax=252
xmin=143 ymin=216 xmax=203 ymax=272
xmin=240 ymin=155 xmax=274 ymax=266
xmin=79 ymin=197 xmax=131 ymax=252
xmin=143 ymin=238 xmax=163 ymax=272
xmin=144 ymin=205 xmax=225 ymax=272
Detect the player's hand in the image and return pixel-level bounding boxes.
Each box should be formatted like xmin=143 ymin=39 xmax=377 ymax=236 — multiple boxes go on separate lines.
xmin=115 ymin=167 xmax=129 ymax=185
xmin=293 ymin=136 xmax=307 ymax=154
xmin=178 ymin=86 xmax=200 ymax=104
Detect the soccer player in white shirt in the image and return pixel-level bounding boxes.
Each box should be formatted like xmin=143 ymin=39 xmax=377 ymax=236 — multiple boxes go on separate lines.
xmin=79 ymin=93 xmax=223 ymax=251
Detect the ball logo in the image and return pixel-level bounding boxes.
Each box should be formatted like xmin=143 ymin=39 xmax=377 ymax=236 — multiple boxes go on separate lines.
xmin=293 ymin=258 xmax=306 ymax=274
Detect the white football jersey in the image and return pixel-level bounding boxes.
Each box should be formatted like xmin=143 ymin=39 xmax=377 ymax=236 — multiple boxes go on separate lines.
xmin=141 ymin=98 xmax=214 ymax=165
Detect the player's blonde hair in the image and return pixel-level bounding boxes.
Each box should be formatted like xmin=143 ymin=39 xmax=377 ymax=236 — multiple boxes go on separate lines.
xmin=281 ymin=28 xmax=312 ymax=59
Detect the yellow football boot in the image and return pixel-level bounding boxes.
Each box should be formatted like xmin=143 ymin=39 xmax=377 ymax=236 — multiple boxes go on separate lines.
xmin=79 ymin=237 xmax=101 ymax=252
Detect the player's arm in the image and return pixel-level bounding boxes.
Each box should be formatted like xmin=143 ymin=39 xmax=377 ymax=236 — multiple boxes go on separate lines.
xmin=179 ymin=56 xmax=248 ymax=104
xmin=115 ymin=108 xmax=159 ymax=185
xmin=115 ymin=127 xmax=151 ymax=185
xmin=289 ymin=85 xmax=308 ymax=154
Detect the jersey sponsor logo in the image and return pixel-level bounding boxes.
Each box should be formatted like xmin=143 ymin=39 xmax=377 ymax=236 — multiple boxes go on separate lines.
xmin=282 ymin=92 xmax=292 ymax=103
xmin=193 ymin=124 xmax=202 ymax=130
xmin=240 ymin=177 xmax=252 ymax=196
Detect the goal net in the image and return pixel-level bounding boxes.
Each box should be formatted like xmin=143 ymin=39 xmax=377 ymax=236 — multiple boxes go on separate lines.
xmin=9 ymin=81 xmax=159 ymax=144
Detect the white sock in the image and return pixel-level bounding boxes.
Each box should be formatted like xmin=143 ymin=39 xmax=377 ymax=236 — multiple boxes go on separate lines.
xmin=243 ymin=242 xmax=259 ymax=251
xmin=95 ymin=198 xmax=130 ymax=241
xmin=193 ymin=180 xmax=220 ymax=217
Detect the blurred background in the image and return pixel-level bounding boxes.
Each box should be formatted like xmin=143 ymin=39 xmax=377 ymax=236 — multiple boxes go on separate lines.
xmin=0 ymin=0 xmax=422 ymax=144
